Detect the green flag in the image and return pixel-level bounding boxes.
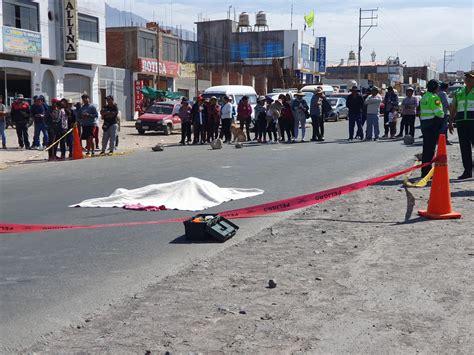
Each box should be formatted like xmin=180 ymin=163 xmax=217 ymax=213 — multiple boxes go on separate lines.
xmin=304 ymin=10 xmax=315 ymax=28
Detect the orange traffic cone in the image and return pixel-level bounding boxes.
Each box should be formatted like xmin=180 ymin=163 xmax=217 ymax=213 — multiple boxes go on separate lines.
xmin=72 ymin=126 xmax=83 ymax=160
xmin=418 ymin=134 xmax=461 ymax=219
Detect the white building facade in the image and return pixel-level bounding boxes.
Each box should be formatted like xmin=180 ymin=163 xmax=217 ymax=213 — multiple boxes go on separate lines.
xmin=0 ymin=0 xmax=106 ymax=106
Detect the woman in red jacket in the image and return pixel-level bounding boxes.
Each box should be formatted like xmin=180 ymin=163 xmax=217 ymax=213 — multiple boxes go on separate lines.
xmin=237 ymin=96 xmax=252 ymax=141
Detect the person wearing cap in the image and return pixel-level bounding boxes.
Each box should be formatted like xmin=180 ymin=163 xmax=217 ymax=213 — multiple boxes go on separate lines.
xmin=0 ymin=95 xmax=6 ymax=149
xmin=100 ymin=95 xmax=119 ymax=155
xmin=191 ymin=95 xmax=208 ymax=144
xmin=346 ymin=86 xmax=365 ymax=141
xmin=382 ymin=87 xmax=399 ymax=138
xmin=364 ymin=86 xmax=382 ymax=141
xmin=30 ymin=95 xmax=49 ymax=150
xmin=77 ymin=94 xmax=98 ymax=156
xmin=437 ymin=82 xmax=451 ymax=145
xmin=10 ymin=94 xmax=31 ymax=149
xmin=291 ymin=91 xmax=309 ymax=142
xmin=237 ymin=95 xmax=253 ymax=141
xmin=399 ymin=87 xmax=418 ymax=138
xmin=419 ymin=79 xmax=444 ymax=178
xmin=449 ymin=70 xmax=474 ymax=179
xmin=220 ymin=95 xmax=233 ymax=143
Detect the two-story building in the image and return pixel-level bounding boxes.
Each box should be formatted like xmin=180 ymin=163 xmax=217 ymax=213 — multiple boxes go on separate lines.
xmin=195 ymin=14 xmax=327 ymax=94
xmin=0 ymin=0 xmax=106 ymax=105
xmin=106 ymin=23 xmax=182 ymax=118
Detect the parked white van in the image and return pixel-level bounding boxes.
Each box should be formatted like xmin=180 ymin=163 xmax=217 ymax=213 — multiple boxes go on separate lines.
xmin=301 ymin=84 xmax=335 ymax=96
xmin=203 ymin=85 xmax=258 ymax=119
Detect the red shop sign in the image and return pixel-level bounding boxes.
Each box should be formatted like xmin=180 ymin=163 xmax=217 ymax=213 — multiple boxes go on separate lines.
xmin=137 ymin=58 xmax=179 ymax=77
xmin=134 ymin=80 xmax=144 ymax=112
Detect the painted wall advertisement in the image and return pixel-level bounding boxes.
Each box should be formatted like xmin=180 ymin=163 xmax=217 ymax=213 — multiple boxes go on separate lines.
xmin=2 ymin=27 xmax=41 ymax=57
xmin=137 ymin=58 xmax=180 ymax=77
xmin=317 ymin=37 xmax=326 ymax=73
xmin=134 ymin=80 xmax=144 ymax=113
xmin=64 ymin=0 xmax=78 ymax=60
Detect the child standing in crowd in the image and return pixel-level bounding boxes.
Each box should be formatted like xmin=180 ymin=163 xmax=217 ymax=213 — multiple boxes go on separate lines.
xmin=387 ymin=107 xmax=399 ymax=139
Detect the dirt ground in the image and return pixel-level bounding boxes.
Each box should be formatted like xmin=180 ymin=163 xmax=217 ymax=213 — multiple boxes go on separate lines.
xmin=26 ymin=148 xmax=474 ymax=353
xmin=0 ymin=123 xmax=179 ymax=170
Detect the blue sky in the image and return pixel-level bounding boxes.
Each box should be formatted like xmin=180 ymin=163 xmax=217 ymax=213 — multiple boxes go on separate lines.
xmin=106 ymin=0 xmax=474 ymax=68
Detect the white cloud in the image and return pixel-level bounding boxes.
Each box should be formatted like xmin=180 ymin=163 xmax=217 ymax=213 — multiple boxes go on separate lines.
xmin=106 ymin=1 xmax=474 ymax=66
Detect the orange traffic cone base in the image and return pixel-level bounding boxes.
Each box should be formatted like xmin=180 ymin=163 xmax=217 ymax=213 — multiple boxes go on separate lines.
xmin=418 ymin=209 xmax=461 ymax=220
xmin=417 ymin=134 xmax=462 ymax=220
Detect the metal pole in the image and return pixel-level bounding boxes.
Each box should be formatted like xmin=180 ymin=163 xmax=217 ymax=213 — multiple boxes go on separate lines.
xmin=290 ymin=4 xmax=293 ymax=30
xmin=357 ymin=8 xmax=361 ymax=89
xmin=443 ymin=50 xmax=446 ymax=74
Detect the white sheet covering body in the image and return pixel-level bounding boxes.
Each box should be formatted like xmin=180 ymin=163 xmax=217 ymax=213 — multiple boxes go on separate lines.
xmin=70 ymin=177 xmax=264 ymax=211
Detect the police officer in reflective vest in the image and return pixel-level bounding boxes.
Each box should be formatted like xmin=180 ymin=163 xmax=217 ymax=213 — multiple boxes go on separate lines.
xmin=419 ymin=79 xmax=444 ymax=177
xmin=449 ymin=70 xmax=474 ymax=180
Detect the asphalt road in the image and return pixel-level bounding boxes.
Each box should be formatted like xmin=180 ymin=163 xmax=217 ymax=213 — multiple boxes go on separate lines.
xmin=0 ymin=121 xmax=423 ymax=350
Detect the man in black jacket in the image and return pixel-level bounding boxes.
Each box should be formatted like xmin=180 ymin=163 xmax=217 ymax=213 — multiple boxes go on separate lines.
xmin=191 ymin=96 xmax=208 ymax=144
xmin=346 ymin=86 xmax=364 ymax=140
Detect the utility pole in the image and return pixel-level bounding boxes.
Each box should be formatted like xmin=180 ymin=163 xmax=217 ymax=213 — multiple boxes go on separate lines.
xmin=357 ymin=8 xmax=378 ymax=89
xmin=443 ymin=50 xmax=455 ymax=74
xmin=290 ymin=4 xmax=293 ymax=29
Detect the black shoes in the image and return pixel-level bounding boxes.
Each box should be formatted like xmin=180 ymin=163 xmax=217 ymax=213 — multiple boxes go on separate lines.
xmin=457 ymin=171 xmax=472 ymax=180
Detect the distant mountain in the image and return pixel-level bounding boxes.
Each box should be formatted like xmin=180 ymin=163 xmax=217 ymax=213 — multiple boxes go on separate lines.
xmin=436 ymin=44 xmax=474 ymax=72
xmin=105 ymin=3 xmax=195 ymax=41
xmin=105 ymin=3 xmax=149 ymax=28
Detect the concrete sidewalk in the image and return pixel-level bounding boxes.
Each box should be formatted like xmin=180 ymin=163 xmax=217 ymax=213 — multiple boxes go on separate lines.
xmin=26 ymin=148 xmax=474 ymax=353
xmin=0 ymin=123 xmax=179 ymax=169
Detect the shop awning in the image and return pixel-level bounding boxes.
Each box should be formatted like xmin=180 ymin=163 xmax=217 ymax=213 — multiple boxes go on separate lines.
xmin=141 ymin=86 xmax=182 ymax=100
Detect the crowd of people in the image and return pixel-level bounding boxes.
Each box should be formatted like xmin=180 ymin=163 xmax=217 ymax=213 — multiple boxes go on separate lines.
xmin=1 ymin=72 xmax=472 ymax=180
xmin=176 ymin=89 xmax=333 ymax=145
xmin=0 ymin=93 xmax=120 ymax=159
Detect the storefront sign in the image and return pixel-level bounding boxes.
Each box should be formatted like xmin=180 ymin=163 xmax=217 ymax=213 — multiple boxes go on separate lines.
xmin=135 ymin=80 xmax=144 ymax=112
xmin=180 ymin=63 xmax=196 ymax=78
xmin=2 ymin=26 xmax=41 ymax=57
xmin=64 ymin=0 xmax=78 ymax=60
xmin=317 ymin=37 xmax=326 ymax=73
xmin=137 ymin=58 xmax=180 ymax=77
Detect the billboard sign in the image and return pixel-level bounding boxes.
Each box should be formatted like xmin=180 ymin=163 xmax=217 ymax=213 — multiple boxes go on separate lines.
xmin=317 ymin=37 xmax=326 ymax=73
xmin=2 ymin=27 xmax=41 ymax=57
xmin=64 ymin=0 xmax=78 ymax=60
